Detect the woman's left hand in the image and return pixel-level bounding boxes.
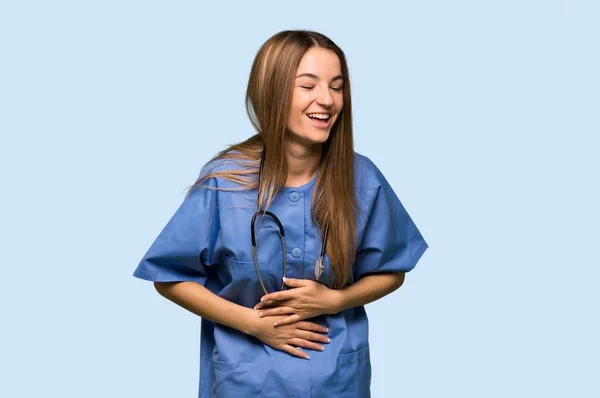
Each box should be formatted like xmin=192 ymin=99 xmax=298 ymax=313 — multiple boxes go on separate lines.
xmin=254 ymin=277 xmax=342 ymax=327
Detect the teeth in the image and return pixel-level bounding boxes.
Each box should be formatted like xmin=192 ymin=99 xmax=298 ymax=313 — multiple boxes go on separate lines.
xmin=307 ymin=113 xmax=330 ymax=120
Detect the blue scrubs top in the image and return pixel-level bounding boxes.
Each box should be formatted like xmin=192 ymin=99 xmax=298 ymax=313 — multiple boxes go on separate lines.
xmin=133 ymin=152 xmax=428 ymax=398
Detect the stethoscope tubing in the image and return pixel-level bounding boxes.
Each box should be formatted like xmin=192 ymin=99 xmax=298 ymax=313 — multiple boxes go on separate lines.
xmin=250 ymin=148 xmax=328 ymax=294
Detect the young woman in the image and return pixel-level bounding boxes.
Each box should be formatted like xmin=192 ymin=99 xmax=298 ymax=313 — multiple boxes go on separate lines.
xmin=134 ymin=30 xmax=428 ymax=398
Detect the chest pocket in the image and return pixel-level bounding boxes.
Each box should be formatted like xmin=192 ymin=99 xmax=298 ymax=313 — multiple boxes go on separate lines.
xmin=219 ymin=251 xmax=285 ymax=308
xmin=218 ymin=198 xmax=292 ymax=301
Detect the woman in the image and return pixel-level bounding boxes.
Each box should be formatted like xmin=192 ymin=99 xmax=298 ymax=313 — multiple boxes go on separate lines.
xmin=134 ymin=30 xmax=428 ymax=397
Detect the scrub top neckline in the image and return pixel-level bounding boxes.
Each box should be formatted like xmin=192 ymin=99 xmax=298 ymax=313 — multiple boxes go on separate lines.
xmin=280 ymin=170 xmax=319 ymax=193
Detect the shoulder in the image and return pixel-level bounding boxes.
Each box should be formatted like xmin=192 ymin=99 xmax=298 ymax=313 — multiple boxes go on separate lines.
xmin=353 ymin=151 xmax=387 ymax=191
xmin=195 ymin=153 xmax=256 ymax=189
xmin=352 ymin=151 xmax=404 ymax=215
xmin=198 ymin=157 xmax=240 ymax=177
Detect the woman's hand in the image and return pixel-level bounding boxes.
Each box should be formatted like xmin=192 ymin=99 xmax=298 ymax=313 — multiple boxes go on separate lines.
xmin=254 ymin=277 xmax=342 ymax=327
xmin=248 ymin=311 xmax=330 ymax=359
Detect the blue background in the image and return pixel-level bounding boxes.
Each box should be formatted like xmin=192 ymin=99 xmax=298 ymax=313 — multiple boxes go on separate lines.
xmin=1 ymin=1 xmax=598 ymax=397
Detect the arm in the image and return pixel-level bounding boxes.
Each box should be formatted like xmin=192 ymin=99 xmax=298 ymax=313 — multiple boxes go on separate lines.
xmin=254 ymin=272 xmax=405 ymax=325
xmin=154 ymin=281 xmax=255 ymax=334
xmin=333 ymin=272 xmax=405 ymax=312
xmin=154 ymin=281 xmax=330 ymax=359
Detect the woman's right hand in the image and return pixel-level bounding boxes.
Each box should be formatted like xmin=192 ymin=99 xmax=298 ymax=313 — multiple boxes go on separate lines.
xmin=247 ymin=311 xmax=330 ymax=359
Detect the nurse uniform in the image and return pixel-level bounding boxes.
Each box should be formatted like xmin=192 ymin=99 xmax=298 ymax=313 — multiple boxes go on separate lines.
xmin=133 ymin=152 xmax=428 ymax=398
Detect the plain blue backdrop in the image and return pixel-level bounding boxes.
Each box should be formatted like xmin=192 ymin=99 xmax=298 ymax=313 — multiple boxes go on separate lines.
xmin=1 ymin=1 xmax=598 ymax=397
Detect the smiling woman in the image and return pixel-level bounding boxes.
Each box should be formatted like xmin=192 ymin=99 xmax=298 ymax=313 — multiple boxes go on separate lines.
xmin=133 ymin=29 xmax=428 ymax=398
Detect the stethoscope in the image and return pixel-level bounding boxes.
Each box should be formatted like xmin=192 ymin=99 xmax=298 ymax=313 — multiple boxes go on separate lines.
xmin=251 ymin=151 xmax=329 ymax=295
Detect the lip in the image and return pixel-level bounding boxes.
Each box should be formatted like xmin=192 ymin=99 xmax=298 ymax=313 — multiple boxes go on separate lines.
xmin=305 ymin=114 xmax=334 ymax=129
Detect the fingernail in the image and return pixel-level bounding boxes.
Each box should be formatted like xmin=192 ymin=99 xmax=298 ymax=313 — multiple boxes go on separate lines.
xmin=321 ymin=347 xmax=325 ymax=351
xmin=282 ymin=277 xmax=287 ymax=281
xmin=259 ymin=312 xmax=263 ymax=317
xmin=325 ymin=328 xmax=329 ymax=333
xmin=273 ymin=322 xmax=278 ymax=326
xmin=305 ymin=355 xmax=310 ymax=360
xmin=327 ymin=338 xmax=331 ymax=343
xmin=260 ymin=298 xmax=264 ymax=302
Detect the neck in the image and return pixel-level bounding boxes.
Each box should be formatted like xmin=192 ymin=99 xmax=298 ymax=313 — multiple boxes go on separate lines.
xmin=285 ymin=141 xmax=322 ymax=187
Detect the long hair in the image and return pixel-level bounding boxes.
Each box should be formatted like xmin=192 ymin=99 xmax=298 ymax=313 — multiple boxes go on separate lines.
xmin=193 ymin=30 xmax=356 ymax=288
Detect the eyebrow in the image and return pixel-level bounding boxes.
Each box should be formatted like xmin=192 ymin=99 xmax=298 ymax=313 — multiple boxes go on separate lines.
xmin=295 ymin=73 xmax=344 ymax=83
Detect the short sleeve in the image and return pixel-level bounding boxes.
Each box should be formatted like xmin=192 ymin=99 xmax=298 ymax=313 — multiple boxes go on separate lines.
xmin=133 ymin=175 xmax=220 ymax=285
xmin=354 ymin=167 xmax=428 ymax=280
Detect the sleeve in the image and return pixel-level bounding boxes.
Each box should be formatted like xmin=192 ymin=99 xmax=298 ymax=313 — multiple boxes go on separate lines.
xmin=132 ymin=176 xmax=220 ymax=285
xmin=354 ymin=168 xmax=428 ymax=280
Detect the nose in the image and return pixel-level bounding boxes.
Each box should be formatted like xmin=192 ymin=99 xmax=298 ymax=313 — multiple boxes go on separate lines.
xmin=315 ymin=84 xmax=334 ymax=107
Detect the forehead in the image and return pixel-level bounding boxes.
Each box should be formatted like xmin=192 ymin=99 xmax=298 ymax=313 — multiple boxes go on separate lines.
xmin=296 ymin=47 xmax=342 ymax=77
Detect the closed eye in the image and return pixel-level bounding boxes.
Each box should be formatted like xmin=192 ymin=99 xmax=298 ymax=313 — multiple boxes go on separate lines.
xmin=300 ymin=86 xmax=342 ymax=92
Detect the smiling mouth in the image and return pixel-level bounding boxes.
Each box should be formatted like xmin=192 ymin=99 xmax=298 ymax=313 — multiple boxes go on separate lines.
xmin=306 ymin=112 xmax=331 ymax=122
xmin=306 ymin=112 xmax=334 ymax=129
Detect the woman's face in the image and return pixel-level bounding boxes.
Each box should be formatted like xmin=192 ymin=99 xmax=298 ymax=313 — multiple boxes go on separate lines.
xmin=286 ymin=46 xmax=344 ymax=147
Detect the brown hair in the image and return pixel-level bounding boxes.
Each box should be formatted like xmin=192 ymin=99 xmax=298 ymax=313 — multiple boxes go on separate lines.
xmin=193 ymin=30 xmax=356 ymax=288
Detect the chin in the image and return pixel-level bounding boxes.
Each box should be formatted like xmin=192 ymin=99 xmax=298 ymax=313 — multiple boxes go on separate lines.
xmin=287 ymin=127 xmax=332 ymax=146
xmin=304 ymin=130 xmax=331 ymax=145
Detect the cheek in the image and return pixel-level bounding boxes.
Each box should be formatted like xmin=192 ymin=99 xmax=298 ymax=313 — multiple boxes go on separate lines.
xmin=335 ymin=95 xmax=344 ymax=112
xmin=287 ymin=105 xmax=307 ymax=130
xmin=292 ymin=91 xmax=313 ymax=109
xmin=290 ymin=98 xmax=310 ymax=121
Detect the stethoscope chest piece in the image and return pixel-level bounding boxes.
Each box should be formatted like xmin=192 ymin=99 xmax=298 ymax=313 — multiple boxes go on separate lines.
xmin=314 ymin=257 xmax=325 ymax=280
